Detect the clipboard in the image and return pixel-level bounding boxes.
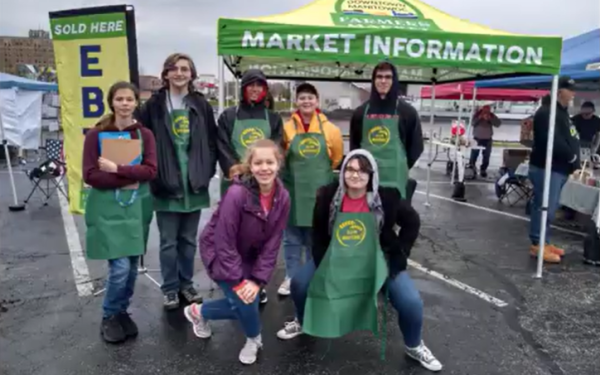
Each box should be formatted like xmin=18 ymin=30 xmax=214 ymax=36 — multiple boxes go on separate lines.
xmin=101 ymin=138 xmax=142 ymax=189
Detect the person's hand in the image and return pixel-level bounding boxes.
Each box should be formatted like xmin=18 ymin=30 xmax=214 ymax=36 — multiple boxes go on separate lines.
xmin=236 ymin=280 xmax=260 ymax=304
xmin=98 ymin=157 xmax=118 ymax=173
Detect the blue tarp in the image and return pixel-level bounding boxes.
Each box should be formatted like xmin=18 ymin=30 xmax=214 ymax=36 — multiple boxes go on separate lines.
xmin=0 ymin=72 xmax=57 ymax=92
xmin=476 ymin=29 xmax=600 ymax=91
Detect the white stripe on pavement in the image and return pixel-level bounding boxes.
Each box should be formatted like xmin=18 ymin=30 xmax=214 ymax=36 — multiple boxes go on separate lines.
xmin=57 ymin=180 xmax=94 ymax=297
xmin=415 ymin=190 xmax=585 ymax=237
xmin=408 ymin=260 xmax=509 ymax=308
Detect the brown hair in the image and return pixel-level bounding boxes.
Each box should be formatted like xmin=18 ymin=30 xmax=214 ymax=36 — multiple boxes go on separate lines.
xmin=95 ymin=81 xmax=140 ymax=131
xmin=228 ymin=139 xmax=283 ymax=178
xmin=161 ymin=53 xmax=198 ymax=92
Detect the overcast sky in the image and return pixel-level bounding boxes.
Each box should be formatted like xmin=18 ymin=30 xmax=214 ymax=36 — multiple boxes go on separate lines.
xmin=0 ymin=0 xmax=598 ymax=78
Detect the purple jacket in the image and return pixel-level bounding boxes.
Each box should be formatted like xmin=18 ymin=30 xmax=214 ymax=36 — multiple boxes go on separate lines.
xmin=199 ymin=176 xmax=290 ymax=285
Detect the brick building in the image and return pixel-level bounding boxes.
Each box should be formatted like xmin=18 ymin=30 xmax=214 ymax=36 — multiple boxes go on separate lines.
xmin=0 ymin=30 xmax=54 ymax=75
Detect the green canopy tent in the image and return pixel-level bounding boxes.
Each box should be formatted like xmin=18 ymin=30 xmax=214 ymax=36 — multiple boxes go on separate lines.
xmin=217 ymin=0 xmax=564 ymax=278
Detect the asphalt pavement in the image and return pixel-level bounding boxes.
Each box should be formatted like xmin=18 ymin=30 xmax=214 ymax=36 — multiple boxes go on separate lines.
xmin=1 ymin=157 xmax=599 ymax=375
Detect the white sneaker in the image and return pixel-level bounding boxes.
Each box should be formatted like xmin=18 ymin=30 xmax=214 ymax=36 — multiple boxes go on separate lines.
xmin=239 ymin=336 xmax=263 ymax=365
xmin=405 ymin=341 xmax=443 ymax=372
xmin=278 ymin=277 xmax=291 ymax=296
xmin=276 ymin=318 xmax=303 ymax=340
xmin=183 ymin=303 xmax=212 ymax=338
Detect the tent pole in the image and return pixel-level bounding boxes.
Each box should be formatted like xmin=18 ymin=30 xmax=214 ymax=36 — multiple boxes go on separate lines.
xmin=425 ymin=82 xmax=436 ymax=208
xmin=0 ymin=120 xmax=25 ymax=211
xmin=465 ymin=86 xmax=478 ymax=144
xmin=218 ymin=56 xmax=225 ymax=116
xmin=535 ymin=75 xmax=560 ymax=279
xmin=451 ymin=90 xmax=464 ymax=185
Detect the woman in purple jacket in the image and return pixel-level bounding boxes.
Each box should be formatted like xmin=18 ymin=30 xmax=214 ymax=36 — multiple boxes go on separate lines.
xmin=184 ymin=139 xmax=290 ymax=365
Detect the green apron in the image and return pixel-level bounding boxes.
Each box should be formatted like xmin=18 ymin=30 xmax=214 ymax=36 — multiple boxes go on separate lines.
xmin=282 ymin=116 xmax=334 ymax=227
xmin=85 ymin=129 xmax=153 ymax=260
xmin=361 ymin=104 xmax=409 ymax=198
xmin=154 ymin=107 xmax=209 ymax=212
xmin=303 ymin=211 xmax=388 ymax=338
xmin=220 ymin=108 xmax=271 ymax=196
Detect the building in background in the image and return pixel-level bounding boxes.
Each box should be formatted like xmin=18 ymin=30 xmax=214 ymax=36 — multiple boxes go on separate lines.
xmin=139 ymin=75 xmax=162 ymax=101
xmin=196 ymin=74 xmax=218 ymax=98
xmin=0 ymin=30 xmax=54 ymax=76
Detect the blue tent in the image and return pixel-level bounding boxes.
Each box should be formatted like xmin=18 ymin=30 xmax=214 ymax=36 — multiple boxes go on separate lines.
xmin=475 ymin=29 xmax=600 ymax=91
xmin=0 ymin=72 xmax=57 ymax=92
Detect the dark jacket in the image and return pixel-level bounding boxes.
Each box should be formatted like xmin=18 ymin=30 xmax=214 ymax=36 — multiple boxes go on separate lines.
xmin=82 ymin=122 xmax=157 ymax=189
xmin=199 ymin=176 xmax=290 ymax=285
xmin=349 ymin=64 xmax=423 ymax=169
xmin=312 ymin=181 xmax=420 ymax=276
xmin=572 ymin=114 xmax=600 ymax=145
xmin=217 ymin=69 xmax=283 ymax=177
xmin=138 ymin=89 xmax=217 ymax=199
xmin=530 ymin=102 xmax=581 ymax=175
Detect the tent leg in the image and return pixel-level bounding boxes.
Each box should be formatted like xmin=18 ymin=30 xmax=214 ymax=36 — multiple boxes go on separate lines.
xmin=217 ymin=56 xmax=225 ymax=116
xmin=465 ymin=87 xmax=478 ymax=145
xmin=425 ymin=83 xmax=436 ymax=208
xmin=534 ymin=75 xmax=560 ymax=279
xmin=452 ymin=92 xmax=467 ymax=202
xmin=0 ymin=122 xmax=25 ymax=212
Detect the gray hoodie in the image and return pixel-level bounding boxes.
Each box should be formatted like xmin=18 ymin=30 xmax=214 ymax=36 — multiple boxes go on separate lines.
xmin=328 ymin=149 xmax=384 ymax=234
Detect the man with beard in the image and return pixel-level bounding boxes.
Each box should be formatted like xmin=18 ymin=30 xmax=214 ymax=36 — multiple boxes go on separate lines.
xmin=349 ymin=62 xmax=423 ymax=201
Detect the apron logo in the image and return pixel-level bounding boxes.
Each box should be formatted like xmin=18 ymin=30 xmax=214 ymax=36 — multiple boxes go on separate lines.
xmin=172 ymin=115 xmax=190 ymax=137
xmin=368 ymin=126 xmax=391 ymax=147
xmin=336 ymin=219 xmax=367 ymax=247
xmin=298 ymin=137 xmax=321 ymax=158
xmin=240 ymin=127 xmax=265 ymax=147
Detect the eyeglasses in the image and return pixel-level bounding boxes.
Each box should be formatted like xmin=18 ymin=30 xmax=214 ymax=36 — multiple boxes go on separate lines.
xmin=344 ymin=167 xmax=369 ymax=177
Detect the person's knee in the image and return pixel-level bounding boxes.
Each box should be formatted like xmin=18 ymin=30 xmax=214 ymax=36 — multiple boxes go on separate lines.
xmin=109 ymin=258 xmax=131 ymax=284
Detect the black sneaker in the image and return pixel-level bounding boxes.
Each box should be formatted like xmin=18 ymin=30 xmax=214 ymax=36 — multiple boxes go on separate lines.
xmin=118 ymin=312 xmax=138 ymax=337
xmin=480 ymin=170 xmax=488 ymax=178
xmin=101 ymin=315 xmax=126 ymax=343
xmin=180 ymin=286 xmax=203 ymax=304
xmin=164 ymin=293 xmax=180 ymax=310
xmin=259 ymin=289 xmax=268 ymax=304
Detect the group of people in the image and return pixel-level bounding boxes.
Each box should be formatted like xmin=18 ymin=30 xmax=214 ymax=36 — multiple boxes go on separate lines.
xmin=82 ymin=53 xmax=443 ymax=371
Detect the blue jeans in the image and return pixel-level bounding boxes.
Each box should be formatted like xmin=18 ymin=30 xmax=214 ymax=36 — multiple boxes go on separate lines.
xmin=528 ymin=165 xmax=568 ymax=245
xmin=103 ymin=256 xmax=139 ymax=318
xmin=283 ymin=226 xmax=313 ymax=279
xmin=201 ymin=281 xmax=261 ymax=338
xmin=156 ymin=211 xmax=201 ymax=294
xmin=290 ymin=261 xmax=424 ymax=348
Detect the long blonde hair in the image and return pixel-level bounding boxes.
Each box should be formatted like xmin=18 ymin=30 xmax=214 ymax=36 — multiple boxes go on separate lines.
xmin=229 ymin=139 xmax=283 ymax=178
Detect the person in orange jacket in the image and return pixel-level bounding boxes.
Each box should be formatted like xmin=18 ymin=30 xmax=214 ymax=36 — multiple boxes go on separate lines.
xmin=278 ymin=83 xmax=343 ymax=296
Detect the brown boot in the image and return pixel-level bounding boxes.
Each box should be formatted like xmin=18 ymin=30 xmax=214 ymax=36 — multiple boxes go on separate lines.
xmin=530 ymin=245 xmax=561 ymax=263
xmin=547 ymin=244 xmax=565 ymax=257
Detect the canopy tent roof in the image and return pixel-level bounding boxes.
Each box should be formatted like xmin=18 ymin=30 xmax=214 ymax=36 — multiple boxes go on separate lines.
xmin=420 ymin=81 xmax=547 ymax=101
xmin=561 ymin=28 xmax=600 ymax=71
xmin=0 ymin=72 xmax=57 ymax=92
xmin=217 ymin=0 xmax=562 ymax=83
xmin=475 ymin=29 xmax=600 ymax=91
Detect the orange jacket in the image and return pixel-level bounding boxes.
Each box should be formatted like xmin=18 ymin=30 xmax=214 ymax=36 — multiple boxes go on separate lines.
xmin=283 ymin=112 xmax=344 ymax=169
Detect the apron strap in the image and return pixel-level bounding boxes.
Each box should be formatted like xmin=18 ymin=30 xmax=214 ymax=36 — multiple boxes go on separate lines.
xmin=292 ymin=113 xmax=326 ymax=139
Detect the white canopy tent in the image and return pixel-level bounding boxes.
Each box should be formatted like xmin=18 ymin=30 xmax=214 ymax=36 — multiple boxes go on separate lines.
xmin=0 ymin=72 xmax=58 ymax=211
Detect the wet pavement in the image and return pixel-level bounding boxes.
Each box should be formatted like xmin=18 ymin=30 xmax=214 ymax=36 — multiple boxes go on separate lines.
xmin=1 ymin=159 xmax=599 ymax=374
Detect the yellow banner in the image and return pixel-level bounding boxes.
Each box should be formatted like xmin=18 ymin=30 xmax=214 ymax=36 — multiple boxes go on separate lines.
xmin=49 ymin=6 xmax=138 ymax=214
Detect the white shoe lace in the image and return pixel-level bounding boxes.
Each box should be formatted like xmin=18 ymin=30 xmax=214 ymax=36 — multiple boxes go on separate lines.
xmin=414 ymin=344 xmax=435 ymax=363
xmin=284 ymin=319 xmax=301 ymax=333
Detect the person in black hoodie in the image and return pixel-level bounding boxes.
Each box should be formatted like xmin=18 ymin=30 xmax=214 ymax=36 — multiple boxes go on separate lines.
xmin=349 ymin=61 xmax=423 ymax=201
xmin=217 ymin=69 xmax=283 ymax=197
xmin=528 ymin=77 xmax=580 ymax=264
xmin=138 ymin=53 xmax=217 ymax=310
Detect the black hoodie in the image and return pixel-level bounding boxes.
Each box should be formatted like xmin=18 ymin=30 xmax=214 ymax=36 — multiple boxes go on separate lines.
xmin=349 ymin=63 xmax=423 ymax=169
xmin=217 ymin=69 xmax=283 ymax=176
